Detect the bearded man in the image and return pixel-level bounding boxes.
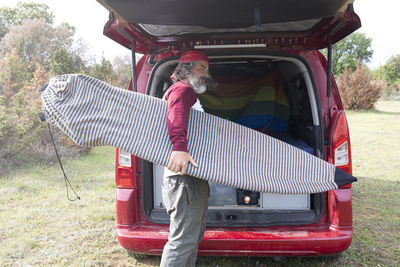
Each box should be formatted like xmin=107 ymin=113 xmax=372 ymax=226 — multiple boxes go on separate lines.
xmin=160 ymin=50 xmax=214 ymax=267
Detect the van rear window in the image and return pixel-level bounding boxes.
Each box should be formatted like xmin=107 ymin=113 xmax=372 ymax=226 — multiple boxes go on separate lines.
xmin=138 ymin=19 xmax=319 ymax=36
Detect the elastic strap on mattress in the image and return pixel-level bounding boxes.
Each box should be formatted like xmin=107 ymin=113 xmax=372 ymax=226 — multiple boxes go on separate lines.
xmin=47 ymin=123 xmax=81 ymax=201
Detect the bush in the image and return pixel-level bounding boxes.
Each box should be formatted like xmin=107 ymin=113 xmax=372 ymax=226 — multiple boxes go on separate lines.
xmin=337 ymin=61 xmax=386 ymax=110
xmin=380 ymin=83 xmax=400 ymax=101
xmin=0 ymin=64 xmax=90 ymax=177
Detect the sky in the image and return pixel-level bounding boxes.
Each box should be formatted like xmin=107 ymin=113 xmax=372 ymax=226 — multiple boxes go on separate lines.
xmin=1 ymin=0 xmax=399 ymax=69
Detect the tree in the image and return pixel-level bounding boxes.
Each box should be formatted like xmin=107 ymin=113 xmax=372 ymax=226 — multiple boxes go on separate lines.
xmin=0 ymin=49 xmax=31 ymax=104
xmin=375 ymin=54 xmax=400 ymax=100
xmin=88 ymin=57 xmax=116 ymax=84
xmin=322 ymin=32 xmax=373 ymax=75
xmin=0 ymin=1 xmax=54 ymax=39
xmin=0 ymin=3 xmax=93 ymax=174
xmin=112 ymin=55 xmax=132 ymax=88
xmin=0 ymin=19 xmax=78 ymax=73
xmin=50 ymin=48 xmax=77 ymax=75
xmin=382 ymin=54 xmax=400 ymax=84
xmin=0 ymin=64 xmax=47 ymax=172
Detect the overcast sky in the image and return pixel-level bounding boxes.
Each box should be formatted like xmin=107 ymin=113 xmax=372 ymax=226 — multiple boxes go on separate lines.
xmin=1 ymin=0 xmax=399 ymax=69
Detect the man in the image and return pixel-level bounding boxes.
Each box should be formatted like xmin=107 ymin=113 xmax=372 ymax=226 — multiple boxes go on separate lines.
xmin=160 ymin=50 xmax=214 ymax=267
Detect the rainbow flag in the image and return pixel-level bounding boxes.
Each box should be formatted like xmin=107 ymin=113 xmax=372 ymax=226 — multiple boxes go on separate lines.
xmin=198 ymin=69 xmax=289 ymax=132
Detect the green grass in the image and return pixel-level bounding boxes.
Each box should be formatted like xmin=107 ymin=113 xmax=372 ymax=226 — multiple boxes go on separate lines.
xmin=1 ymin=101 xmax=399 ymax=266
xmin=0 ymin=147 xmax=126 ymax=266
xmin=346 ymin=100 xmax=400 ymax=181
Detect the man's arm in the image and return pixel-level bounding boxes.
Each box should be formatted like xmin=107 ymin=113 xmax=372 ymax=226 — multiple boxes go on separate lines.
xmin=166 ymin=85 xmax=198 ymax=175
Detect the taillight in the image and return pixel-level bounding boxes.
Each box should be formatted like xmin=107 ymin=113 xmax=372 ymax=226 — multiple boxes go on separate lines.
xmin=331 ymin=112 xmax=352 ymax=187
xmin=116 ymin=149 xmax=134 ymax=188
xmin=118 ymin=150 xmax=132 ymax=167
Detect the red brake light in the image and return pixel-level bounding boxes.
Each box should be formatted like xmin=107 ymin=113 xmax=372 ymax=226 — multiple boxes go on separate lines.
xmin=331 ymin=112 xmax=352 ymax=187
xmin=116 ymin=149 xmax=134 ymax=188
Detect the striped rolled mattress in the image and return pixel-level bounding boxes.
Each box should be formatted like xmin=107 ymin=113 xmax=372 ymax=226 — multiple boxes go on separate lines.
xmin=40 ymin=74 xmax=356 ymax=194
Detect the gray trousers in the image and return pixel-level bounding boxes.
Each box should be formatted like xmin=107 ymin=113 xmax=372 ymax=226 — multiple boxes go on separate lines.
xmin=160 ymin=175 xmax=210 ymax=267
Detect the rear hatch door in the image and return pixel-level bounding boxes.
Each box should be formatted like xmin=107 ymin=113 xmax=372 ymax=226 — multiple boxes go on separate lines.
xmin=97 ymin=0 xmax=361 ymax=53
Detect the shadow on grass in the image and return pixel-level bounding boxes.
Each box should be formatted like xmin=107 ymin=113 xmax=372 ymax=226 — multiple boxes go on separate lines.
xmin=136 ymin=254 xmax=342 ymax=267
xmin=346 ymin=109 xmax=400 ymax=115
xmin=373 ymin=109 xmax=400 ymax=115
xmin=197 ymin=255 xmax=343 ymax=267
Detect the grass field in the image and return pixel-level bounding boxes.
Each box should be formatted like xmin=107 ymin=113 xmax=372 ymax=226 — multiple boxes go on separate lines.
xmin=0 ymin=101 xmax=399 ymax=266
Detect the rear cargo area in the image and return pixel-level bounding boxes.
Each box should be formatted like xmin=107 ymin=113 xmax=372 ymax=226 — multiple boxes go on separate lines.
xmin=142 ymin=53 xmax=325 ymax=226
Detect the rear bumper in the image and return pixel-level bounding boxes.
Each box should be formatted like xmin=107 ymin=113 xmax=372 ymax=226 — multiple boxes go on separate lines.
xmin=116 ymin=187 xmax=353 ymax=256
xmin=117 ymin=225 xmax=353 ymax=256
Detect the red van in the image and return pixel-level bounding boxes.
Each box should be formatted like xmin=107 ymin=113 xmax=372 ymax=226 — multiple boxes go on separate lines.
xmin=97 ymin=0 xmax=359 ymax=259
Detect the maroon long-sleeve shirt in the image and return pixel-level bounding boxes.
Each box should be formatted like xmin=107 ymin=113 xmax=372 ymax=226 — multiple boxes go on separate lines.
xmin=164 ymin=81 xmax=197 ymax=152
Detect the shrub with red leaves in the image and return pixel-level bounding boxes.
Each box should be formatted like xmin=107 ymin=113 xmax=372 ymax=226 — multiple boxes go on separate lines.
xmin=337 ymin=61 xmax=386 ymax=110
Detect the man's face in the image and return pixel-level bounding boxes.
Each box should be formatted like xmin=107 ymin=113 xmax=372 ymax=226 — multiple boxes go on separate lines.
xmin=188 ymin=60 xmax=214 ymax=94
xmin=191 ymin=60 xmax=209 ymax=80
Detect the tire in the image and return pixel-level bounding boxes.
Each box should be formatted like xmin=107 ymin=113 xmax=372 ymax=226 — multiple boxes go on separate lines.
xmin=126 ymin=250 xmax=149 ymax=260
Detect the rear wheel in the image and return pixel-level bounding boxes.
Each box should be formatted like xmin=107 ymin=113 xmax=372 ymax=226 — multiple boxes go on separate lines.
xmin=126 ymin=250 xmax=149 ymax=260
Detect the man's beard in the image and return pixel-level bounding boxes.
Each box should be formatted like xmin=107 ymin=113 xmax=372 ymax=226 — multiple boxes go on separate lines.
xmin=188 ymin=74 xmax=216 ymax=94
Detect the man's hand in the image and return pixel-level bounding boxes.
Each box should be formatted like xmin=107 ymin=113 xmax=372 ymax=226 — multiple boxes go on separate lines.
xmin=167 ymin=151 xmax=198 ymax=175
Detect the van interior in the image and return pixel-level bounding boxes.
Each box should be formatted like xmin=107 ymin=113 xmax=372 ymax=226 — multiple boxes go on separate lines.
xmin=141 ymin=53 xmax=325 ymax=227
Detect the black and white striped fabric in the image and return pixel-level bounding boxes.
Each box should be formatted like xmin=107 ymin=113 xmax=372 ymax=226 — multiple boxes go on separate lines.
xmin=41 ymin=74 xmax=356 ymax=194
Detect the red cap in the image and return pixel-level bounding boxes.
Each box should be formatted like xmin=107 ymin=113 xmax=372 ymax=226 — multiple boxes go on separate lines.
xmin=180 ymin=50 xmax=209 ymax=64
